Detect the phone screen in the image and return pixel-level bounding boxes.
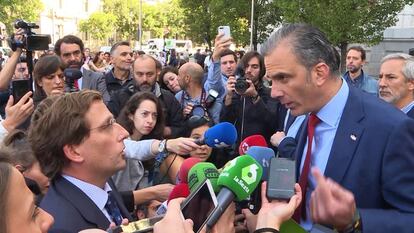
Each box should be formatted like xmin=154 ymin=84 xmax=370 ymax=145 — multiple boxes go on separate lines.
xmin=267 ymin=158 xmax=296 ymax=200
xmin=12 ymin=79 xmax=32 ymax=104
xmin=181 ymin=179 xmax=217 ymax=233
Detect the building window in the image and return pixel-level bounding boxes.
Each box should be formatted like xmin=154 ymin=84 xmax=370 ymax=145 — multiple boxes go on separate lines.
xmin=59 ymin=0 xmax=63 ymax=9
xmin=84 ymin=0 xmax=88 ymax=12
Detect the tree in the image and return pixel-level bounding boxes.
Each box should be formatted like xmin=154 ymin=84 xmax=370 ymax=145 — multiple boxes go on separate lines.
xmin=276 ymin=0 xmax=413 ymax=72
xmin=0 ymin=0 xmax=43 ymax=34
xmin=79 ymin=12 xmax=116 ymax=41
xmin=179 ymin=0 xmax=282 ymax=50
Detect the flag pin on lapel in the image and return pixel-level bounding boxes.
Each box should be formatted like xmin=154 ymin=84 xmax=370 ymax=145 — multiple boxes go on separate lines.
xmin=350 ymin=134 xmax=357 ymax=141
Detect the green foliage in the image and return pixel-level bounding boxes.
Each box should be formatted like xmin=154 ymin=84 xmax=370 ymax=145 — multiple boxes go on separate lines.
xmin=0 ymin=0 xmax=43 ymax=34
xmin=102 ymin=0 xmax=187 ymax=42
xmin=79 ymin=12 xmax=116 ymax=41
xmin=275 ymin=0 xmax=413 ymax=70
xmin=179 ymin=0 xmax=282 ymax=49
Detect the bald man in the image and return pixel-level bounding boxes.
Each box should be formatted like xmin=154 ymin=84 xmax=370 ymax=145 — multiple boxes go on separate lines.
xmin=175 ymin=62 xmax=221 ymax=124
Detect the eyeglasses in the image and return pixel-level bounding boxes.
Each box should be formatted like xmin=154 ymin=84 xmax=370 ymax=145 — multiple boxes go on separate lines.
xmin=89 ymin=118 xmax=117 ymax=131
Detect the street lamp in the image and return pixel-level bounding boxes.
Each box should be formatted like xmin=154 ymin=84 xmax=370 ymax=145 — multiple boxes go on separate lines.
xmin=250 ymin=0 xmax=254 ymax=51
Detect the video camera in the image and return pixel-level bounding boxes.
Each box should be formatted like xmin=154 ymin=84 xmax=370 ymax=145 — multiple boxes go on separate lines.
xmin=234 ymin=65 xmax=248 ymax=94
xmin=10 ymin=19 xmax=51 ymax=51
xmin=63 ymin=68 xmax=82 ymax=93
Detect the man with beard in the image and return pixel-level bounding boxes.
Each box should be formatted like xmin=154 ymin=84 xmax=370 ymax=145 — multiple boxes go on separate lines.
xmin=108 ymin=55 xmax=184 ymax=138
xmin=343 ymin=46 xmax=378 ymax=95
xmin=379 ymin=53 xmax=414 ymax=118
xmin=54 ymin=35 xmax=109 ymax=102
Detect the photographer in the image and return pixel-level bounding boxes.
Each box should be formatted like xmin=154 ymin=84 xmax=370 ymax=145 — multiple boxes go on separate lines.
xmin=0 ymin=28 xmax=25 ymax=91
xmin=220 ymin=51 xmax=285 ymax=150
xmin=175 ymin=62 xmax=221 ymax=125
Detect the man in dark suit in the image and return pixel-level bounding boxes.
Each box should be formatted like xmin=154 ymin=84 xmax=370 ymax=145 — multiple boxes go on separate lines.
xmin=379 ymin=53 xmax=414 ymax=118
xmin=54 ymin=35 xmax=110 ymax=103
xmin=260 ymin=23 xmax=414 ymax=233
xmin=29 ymin=90 xmax=132 ymax=232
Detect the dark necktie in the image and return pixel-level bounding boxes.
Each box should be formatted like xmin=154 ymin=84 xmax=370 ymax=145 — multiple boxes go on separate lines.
xmin=105 ymin=191 xmax=123 ymax=225
xmin=293 ymin=113 xmax=320 ymax=222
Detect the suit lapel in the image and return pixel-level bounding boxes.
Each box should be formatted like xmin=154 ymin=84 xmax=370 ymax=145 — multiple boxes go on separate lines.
xmin=82 ymin=69 xmax=91 ymax=89
xmin=325 ymin=88 xmax=365 ymax=183
xmin=54 ymin=175 xmax=110 ymax=229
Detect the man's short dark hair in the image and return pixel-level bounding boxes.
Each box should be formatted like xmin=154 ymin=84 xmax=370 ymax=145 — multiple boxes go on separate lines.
xmin=29 ymin=90 xmax=103 ymax=179
xmin=110 ymin=41 xmax=130 ymax=56
xmin=219 ymin=49 xmax=237 ymax=63
xmin=347 ymin=46 xmax=366 ymax=61
xmin=54 ymin=35 xmax=84 ymax=56
xmin=239 ymin=51 xmax=266 ymax=80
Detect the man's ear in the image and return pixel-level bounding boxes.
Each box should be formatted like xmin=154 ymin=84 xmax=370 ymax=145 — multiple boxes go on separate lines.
xmin=312 ymin=62 xmax=330 ymax=86
xmin=63 ymin=144 xmax=84 ymax=163
xmin=407 ymin=79 xmax=414 ymax=91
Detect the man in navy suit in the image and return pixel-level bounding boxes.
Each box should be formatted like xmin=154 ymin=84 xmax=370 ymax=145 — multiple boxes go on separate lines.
xmin=379 ymin=53 xmax=414 ymax=118
xmin=29 ymin=90 xmax=132 ymax=232
xmin=260 ymin=23 xmax=414 ymax=233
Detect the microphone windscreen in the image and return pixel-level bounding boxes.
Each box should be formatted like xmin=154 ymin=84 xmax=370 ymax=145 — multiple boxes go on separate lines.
xmin=218 ymin=155 xmax=263 ymax=201
xmin=178 ymin=157 xmax=202 ymax=184
xmin=63 ymin=68 xmax=82 ymax=80
xmin=245 ymin=146 xmax=275 ymax=180
xmin=167 ymin=183 xmax=190 ymax=203
xmin=203 ymin=122 xmax=237 ymax=148
xmin=238 ymin=135 xmax=268 ymax=155
xmin=187 ymin=162 xmax=220 ymax=193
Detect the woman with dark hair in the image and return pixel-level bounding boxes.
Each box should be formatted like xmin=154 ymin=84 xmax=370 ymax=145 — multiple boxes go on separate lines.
xmin=158 ymin=66 xmax=180 ymax=94
xmin=114 ymin=92 xmax=172 ymax=199
xmin=88 ymin=51 xmax=106 ymax=73
xmin=0 ymin=158 xmax=54 ymax=233
xmin=32 ymin=55 xmax=65 ymax=104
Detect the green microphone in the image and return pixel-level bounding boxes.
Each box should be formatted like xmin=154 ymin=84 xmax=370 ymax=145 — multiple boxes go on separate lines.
xmin=206 ymin=155 xmax=263 ymax=229
xmin=187 ymin=162 xmax=220 ymax=193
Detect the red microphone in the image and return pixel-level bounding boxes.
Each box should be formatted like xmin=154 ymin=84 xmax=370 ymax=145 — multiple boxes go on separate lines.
xmin=178 ymin=157 xmax=202 ymax=184
xmin=238 ymin=134 xmax=268 ymax=155
xmin=168 ymin=183 xmax=190 ymax=203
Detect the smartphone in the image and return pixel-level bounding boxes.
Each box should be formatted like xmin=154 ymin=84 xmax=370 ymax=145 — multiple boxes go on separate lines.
xmin=218 ymin=26 xmax=231 ymax=38
xmin=181 ymin=179 xmax=218 ymax=233
xmin=266 ymin=158 xmax=296 ymax=200
xmin=12 ymin=79 xmax=32 ymax=104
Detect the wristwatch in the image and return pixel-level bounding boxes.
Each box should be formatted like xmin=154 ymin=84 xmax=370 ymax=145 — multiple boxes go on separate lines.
xmin=335 ymin=210 xmax=362 ymax=233
xmin=157 ymin=139 xmax=168 ymax=153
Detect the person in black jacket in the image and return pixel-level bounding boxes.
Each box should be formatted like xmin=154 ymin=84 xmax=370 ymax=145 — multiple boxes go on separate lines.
xmin=220 ymin=51 xmax=286 ymax=150
xmin=108 ymin=55 xmax=185 ymax=138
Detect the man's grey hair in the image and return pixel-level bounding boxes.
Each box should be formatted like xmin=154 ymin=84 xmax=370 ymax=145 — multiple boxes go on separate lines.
xmin=380 ymin=53 xmax=414 ymax=81
xmin=260 ymin=23 xmax=341 ymax=76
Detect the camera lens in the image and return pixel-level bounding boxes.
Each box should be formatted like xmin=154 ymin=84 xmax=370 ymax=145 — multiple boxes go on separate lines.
xmin=235 ymin=78 xmax=249 ymax=94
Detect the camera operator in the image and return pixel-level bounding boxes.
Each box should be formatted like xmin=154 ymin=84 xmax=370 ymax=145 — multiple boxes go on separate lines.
xmin=175 ymin=62 xmax=221 ymax=125
xmin=0 ymin=28 xmax=25 ymax=91
xmin=54 ymin=35 xmax=109 ymax=102
xmin=221 ymin=51 xmax=286 ymax=150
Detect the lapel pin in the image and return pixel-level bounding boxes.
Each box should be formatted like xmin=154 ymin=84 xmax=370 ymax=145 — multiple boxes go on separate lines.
xmin=350 ymin=134 xmax=357 ymax=141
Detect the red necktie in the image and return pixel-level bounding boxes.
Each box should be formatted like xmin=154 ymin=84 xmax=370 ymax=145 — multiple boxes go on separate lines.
xmin=293 ymin=113 xmax=320 ymax=222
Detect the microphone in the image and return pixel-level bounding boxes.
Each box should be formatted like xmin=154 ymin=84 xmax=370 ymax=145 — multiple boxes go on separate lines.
xmin=195 ymin=122 xmax=237 ymax=148
xmin=187 ymin=162 xmax=220 ymax=193
xmin=238 ymin=135 xmax=268 ymax=155
xmin=205 ymin=155 xmax=263 ymax=229
xmin=246 ymin=146 xmax=275 ymax=180
xmin=178 ymin=157 xmax=202 ymax=184
xmin=63 ymin=68 xmax=82 ymax=80
xmin=245 ymin=146 xmax=275 ymax=214
xmin=167 ymin=183 xmax=190 ymax=203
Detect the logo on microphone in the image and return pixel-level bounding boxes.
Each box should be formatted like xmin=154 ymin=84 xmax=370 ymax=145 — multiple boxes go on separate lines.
xmin=213 ymin=139 xmax=230 ymax=148
xmin=241 ymin=164 xmax=259 ymax=185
